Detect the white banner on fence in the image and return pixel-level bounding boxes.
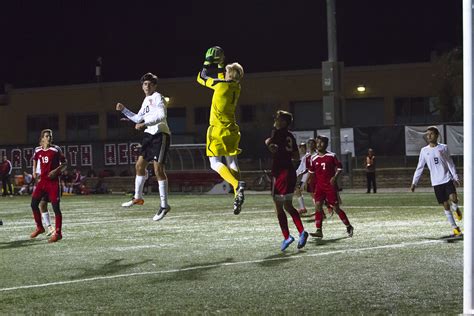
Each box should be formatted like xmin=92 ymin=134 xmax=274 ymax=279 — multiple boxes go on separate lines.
xmin=446 ymin=125 xmax=464 ymax=155
xmin=316 ymin=128 xmax=355 ymax=157
xmin=405 ymin=125 xmax=444 ymax=156
xmin=292 ymin=131 xmax=315 ymax=146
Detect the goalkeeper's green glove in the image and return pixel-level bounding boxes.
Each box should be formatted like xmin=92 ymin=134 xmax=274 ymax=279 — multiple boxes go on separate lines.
xmin=204 ymin=46 xmax=225 ymax=66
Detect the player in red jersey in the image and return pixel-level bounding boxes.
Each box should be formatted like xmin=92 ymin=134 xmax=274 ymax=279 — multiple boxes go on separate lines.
xmin=30 ymin=129 xmax=67 ymax=243
xmin=265 ymin=110 xmax=308 ymax=251
xmin=308 ymin=136 xmax=353 ymax=238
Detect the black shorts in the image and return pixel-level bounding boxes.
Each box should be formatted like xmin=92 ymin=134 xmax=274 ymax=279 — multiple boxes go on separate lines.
xmin=140 ymin=132 xmax=171 ymax=163
xmin=433 ymin=180 xmax=457 ymax=204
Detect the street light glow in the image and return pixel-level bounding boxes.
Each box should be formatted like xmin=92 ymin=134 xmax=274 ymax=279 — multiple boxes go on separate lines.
xmin=356 ymin=85 xmax=366 ymax=93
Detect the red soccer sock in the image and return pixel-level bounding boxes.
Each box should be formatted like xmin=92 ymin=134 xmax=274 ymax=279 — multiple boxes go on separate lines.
xmin=287 ymin=207 xmax=304 ymax=234
xmin=55 ymin=213 xmax=62 ymax=235
xmin=277 ymin=210 xmax=290 ymax=239
xmin=315 ymin=210 xmax=323 ymax=229
xmin=32 ymin=209 xmax=43 ymax=228
xmin=337 ymin=208 xmax=351 ymax=226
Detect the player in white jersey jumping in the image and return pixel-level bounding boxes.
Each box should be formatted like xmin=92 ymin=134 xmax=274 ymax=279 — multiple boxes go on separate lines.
xmin=410 ymin=126 xmax=462 ymax=236
xmin=116 ymin=73 xmax=172 ymax=221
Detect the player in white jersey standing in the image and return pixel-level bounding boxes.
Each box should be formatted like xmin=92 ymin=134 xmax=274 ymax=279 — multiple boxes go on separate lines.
xmin=116 ymin=72 xmax=172 ymax=221
xmin=410 ymin=126 xmax=462 ymax=236
xmin=294 ymin=142 xmax=311 ymax=214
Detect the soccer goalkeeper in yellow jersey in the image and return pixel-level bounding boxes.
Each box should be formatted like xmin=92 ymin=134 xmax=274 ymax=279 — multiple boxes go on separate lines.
xmin=197 ymin=46 xmax=246 ymax=215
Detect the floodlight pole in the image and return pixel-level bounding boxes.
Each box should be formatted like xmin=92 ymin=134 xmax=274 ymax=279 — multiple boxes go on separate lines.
xmin=324 ymin=0 xmax=342 ymax=158
xmin=463 ymin=0 xmax=474 ymax=314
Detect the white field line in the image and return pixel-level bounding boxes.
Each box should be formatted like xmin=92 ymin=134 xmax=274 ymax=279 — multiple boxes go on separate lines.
xmin=0 ymin=239 xmax=444 ymax=293
xmin=0 ymin=205 xmax=454 ymax=230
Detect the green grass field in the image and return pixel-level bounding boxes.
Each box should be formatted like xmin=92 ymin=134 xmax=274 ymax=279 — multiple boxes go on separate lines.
xmin=0 ymin=192 xmax=463 ymax=314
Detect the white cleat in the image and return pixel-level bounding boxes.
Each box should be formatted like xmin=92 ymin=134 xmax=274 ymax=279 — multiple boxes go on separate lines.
xmin=153 ymin=205 xmax=171 ymax=221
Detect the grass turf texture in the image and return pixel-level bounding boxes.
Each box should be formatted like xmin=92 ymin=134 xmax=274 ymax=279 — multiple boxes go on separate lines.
xmin=0 ymin=192 xmax=463 ymax=314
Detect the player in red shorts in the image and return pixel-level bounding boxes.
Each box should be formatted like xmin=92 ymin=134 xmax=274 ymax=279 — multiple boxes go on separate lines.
xmin=308 ymin=136 xmax=353 ymax=238
xmin=265 ymin=110 xmax=308 ymax=251
xmin=30 ymin=129 xmax=67 ymax=243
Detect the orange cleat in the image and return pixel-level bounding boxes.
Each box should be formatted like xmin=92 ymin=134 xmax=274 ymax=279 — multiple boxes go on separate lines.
xmin=48 ymin=233 xmax=62 ymax=243
xmin=121 ymin=198 xmax=145 ymax=207
xmin=30 ymin=227 xmax=45 ymax=238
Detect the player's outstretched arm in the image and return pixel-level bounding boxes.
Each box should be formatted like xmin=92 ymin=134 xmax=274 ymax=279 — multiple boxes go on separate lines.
xmin=116 ymin=102 xmax=143 ymax=124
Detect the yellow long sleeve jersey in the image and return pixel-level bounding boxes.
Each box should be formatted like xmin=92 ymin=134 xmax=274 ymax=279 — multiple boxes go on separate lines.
xmin=197 ymin=67 xmax=241 ymax=127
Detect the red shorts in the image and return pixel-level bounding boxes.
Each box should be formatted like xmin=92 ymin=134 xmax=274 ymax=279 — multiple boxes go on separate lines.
xmin=32 ymin=180 xmax=61 ymax=204
xmin=313 ymin=184 xmax=339 ymax=206
xmin=272 ymin=168 xmax=296 ymax=197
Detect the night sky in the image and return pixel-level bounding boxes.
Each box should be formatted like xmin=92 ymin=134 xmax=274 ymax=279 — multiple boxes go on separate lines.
xmin=0 ymin=0 xmax=462 ymax=89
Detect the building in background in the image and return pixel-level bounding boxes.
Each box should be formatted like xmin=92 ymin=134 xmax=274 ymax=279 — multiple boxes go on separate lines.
xmin=0 ymin=62 xmax=462 ymax=174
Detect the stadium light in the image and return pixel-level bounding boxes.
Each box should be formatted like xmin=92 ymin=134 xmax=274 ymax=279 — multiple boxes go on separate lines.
xmin=356 ymin=85 xmax=366 ymax=93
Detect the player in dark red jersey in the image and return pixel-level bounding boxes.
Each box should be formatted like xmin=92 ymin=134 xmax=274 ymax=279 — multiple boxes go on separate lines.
xmin=308 ymin=136 xmax=353 ymax=238
xmin=265 ymin=110 xmax=308 ymax=251
xmin=30 ymin=129 xmax=67 ymax=243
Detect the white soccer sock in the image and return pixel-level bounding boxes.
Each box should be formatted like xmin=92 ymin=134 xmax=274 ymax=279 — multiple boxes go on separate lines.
xmin=158 ymin=180 xmax=168 ymax=208
xmin=134 ymin=175 xmax=146 ymax=199
xmin=451 ymin=202 xmax=459 ymax=212
xmin=444 ymin=210 xmax=457 ymax=228
xmin=297 ymin=196 xmax=306 ymax=209
xmin=42 ymin=212 xmax=51 ymax=227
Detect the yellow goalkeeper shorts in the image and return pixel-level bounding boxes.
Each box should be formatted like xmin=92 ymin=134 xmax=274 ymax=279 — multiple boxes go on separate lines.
xmin=206 ymin=124 xmax=242 ymax=157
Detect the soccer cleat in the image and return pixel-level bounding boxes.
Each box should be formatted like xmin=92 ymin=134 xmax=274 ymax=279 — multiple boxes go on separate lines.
xmin=153 ymin=205 xmax=171 ymax=221
xmin=0 ymin=219 xmax=3 ymax=225
xmin=453 ymin=208 xmax=463 ymax=221
xmin=281 ymin=235 xmax=295 ymax=251
xmin=48 ymin=232 xmax=62 ymax=243
xmin=30 ymin=226 xmax=45 ymax=238
xmin=233 ymin=181 xmax=246 ymax=215
xmin=46 ymin=225 xmax=55 ymax=237
xmin=298 ymin=208 xmax=308 ymax=215
xmin=453 ymin=226 xmax=463 ymax=237
xmin=297 ymin=231 xmax=309 ymax=249
xmin=121 ymin=198 xmax=144 ymax=207
xmin=347 ymin=225 xmax=354 ymax=237
xmin=310 ymin=229 xmax=323 ymax=238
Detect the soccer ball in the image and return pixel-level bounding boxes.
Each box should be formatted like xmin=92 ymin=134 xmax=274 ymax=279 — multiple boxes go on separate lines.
xmin=211 ymin=46 xmax=225 ymax=63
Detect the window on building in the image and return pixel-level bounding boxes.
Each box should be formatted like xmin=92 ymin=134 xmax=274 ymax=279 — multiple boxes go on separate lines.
xmin=66 ymin=113 xmax=99 ymax=141
xmin=395 ymin=97 xmax=440 ymax=124
xmin=344 ymin=98 xmax=385 ymax=126
xmin=240 ymin=105 xmax=254 ymax=123
xmin=167 ymin=107 xmax=186 ymax=133
xmin=26 ymin=115 xmax=59 ymax=144
xmin=194 ymin=107 xmax=209 ymax=125
xmin=291 ymin=101 xmax=324 ymax=130
xmin=106 ymin=112 xmax=138 ymax=140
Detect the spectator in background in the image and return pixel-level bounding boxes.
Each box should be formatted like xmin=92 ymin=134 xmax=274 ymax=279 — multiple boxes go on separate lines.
xmin=0 ymin=156 xmax=13 ymax=197
xmin=72 ymin=169 xmax=85 ymax=194
xmin=19 ymin=171 xmax=33 ymax=195
xmin=365 ymin=148 xmax=376 ymax=193
xmin=61 ymin=170 xmax=73 ymax=194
